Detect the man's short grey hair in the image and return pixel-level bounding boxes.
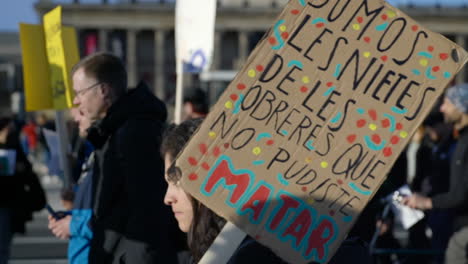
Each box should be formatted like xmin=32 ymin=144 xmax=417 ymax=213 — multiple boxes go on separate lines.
xmin=72 ymin=52 xmax=127 ymax=100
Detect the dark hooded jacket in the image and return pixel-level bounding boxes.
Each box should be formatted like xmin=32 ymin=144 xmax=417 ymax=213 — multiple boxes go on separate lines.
xmin=0 ymin=125 xmax=46 ymax=234
xmin=87 ymin=82 xmax=178 ymax=264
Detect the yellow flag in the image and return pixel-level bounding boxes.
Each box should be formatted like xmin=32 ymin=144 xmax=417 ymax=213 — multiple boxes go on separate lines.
xmin=44 ymin=6 xmax=76 ymax=110
xmin=19 ymin=23 xmax=53 ymax=111
xmin=19 ymin=6 xmax=80 ymax=111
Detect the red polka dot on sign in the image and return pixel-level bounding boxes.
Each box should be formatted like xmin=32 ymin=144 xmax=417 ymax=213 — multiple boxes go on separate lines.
xmin=268 ymin=37 xmax=276 ymax=45
xmin=391 ymin=135 xmax=400 ymax=145
xmin=432 ymin=66 xmax=440 ymax=72
xmin=213 ymin=147 xmax=221 ymax=157
xmin=383 ymin=147 xmax=393 ymax=157
xmin=188 ymin=173 xmax=198 ymax=181
xmin=337 ymin=179 xmax=343 ymax=185
xmin=381 ymin=14 xmax=388 ymax=20
xmin=256 ymin=65 xmax=264 ymax=72
xmin=329 ymin=210 xmax=335 ymax=216
xmin=357 ymin=16 xmax=364 ymax=23
xmin=411 ymin=25 xmax=419 ymax=32
xmin=316 ymin=23 xmax=324 ymax=28
xmin=202 ymin=162 xmax=210 ymax=170
xmin=224 ymin=143 xmax=230 ymax=149
xmin=380 ymin=55 xmax=388 ymax=62
xmin=291 ymin=9 xmax=299 ymax=15
xmin=281 ymin=32 xmax=289 ymax=40
xmin=230 ymin=94 xmax=238 ymax=101
xmin=188 ymin=157 xmax=198 ymax=166
xmin=300 ymin=86 xmax=308 ymax=93
xmin=347 ymin=134 xmax=357 ymax=143
xmin=368 ymin=109 xmax=377 ymax=121
xmin=396 ymin=123 xmax=403 ymax=130
xmin=428 ymin=46 xmax=434 ymax=52
xmin=237 ymin=83 xmax=246 ymax=90
xmin=326 ymin=82 xmax=334 ymax=87
xmin=357 ymin=119 xmax=367 ymax=128
xmin=381 ymin=119 xmax=390 ymax=128
xmin=372 ymin=134 xmax=382 ymax=144
xmin=301 ymin=186 xmax=307 ymax=192
xmin=199 ymin=144 xmax=208 ymax=154
xmin=266 ymin=140 xmax=274 ymax=146
xmin=364 ymin=36 xmax=371 ymax=43
xmin=440 ymin=53 xmax=449 ymax=61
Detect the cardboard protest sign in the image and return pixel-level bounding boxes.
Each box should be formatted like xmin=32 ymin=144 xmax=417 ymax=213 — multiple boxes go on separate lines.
xmin=19 ymin=6 xmax=79 ymax=111
xmin=175 ymin=0 xmax=468 ymax=263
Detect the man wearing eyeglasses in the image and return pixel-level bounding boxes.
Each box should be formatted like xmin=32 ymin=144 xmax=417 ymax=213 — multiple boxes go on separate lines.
xmin=71 ymin=52 xmax=178 ymax=264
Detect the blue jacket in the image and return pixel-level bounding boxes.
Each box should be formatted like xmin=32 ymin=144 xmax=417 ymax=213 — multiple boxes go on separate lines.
xmin=69 ymin=152 xmax=95 ymax=264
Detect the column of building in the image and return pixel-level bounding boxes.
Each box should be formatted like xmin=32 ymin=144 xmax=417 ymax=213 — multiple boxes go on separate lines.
xmin=154 ymin=29 xmax=166 ymax=100
xmin=98 ymin=29 xmax=108 ymax=51
xmin=238 ymin=30 xmax=249 ymax=69
xmin=126 ymin=29 xmax=137 ymax=88
xmin=78 ymin=25 xmax=264 ymax=99
xmin=456 ymin=34 xmax=467 ymax=84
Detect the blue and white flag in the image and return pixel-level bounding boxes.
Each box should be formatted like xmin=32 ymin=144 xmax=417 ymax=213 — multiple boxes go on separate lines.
xmin=176 ymin=0 xmax=217 ymax=73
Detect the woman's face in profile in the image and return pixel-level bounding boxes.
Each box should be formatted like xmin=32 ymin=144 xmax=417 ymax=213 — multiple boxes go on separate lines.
xmin=163 ymin=154 xmax=194 ymax=233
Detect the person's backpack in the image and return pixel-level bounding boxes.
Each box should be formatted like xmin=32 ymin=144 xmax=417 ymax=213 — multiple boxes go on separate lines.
xmin=23 ymin=169 xmax=46 ymax=213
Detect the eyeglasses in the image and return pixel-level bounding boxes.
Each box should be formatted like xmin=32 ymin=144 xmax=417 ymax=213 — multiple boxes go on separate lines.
xmin=167 ymin=164 xmax=182 ymax=186
xmin=74 ymin=82 xmax=102 ymax=98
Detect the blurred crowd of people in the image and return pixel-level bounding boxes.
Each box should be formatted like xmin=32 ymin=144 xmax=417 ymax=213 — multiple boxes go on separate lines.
xmin=1 ymin=52 xmax=468 ymax=264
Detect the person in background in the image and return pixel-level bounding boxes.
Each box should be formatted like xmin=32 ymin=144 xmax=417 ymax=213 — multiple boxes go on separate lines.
xmin=72 ymin=52 xmax=178 ymax=263
xmin=408 ymin=109 xmax=456 ymax=263
xmin=161 ymin=119 xmax=372 ymax=264
xmin=48 ymin=110 xmax=95 ymax=264
xmin=161 ymin=119 xmax=284 ymax=264
xmin=21 ymin=116 xmax=38 ymax=157
xmin=0 ymin=111 xmax=46 ymax=264
xmin=35 ymin=113 xmax=61 ymax=184
xmin=183 ymin=88 xmax=209 ymax=120
xmin=58 ymin=108 xmax=95 ymax=213
xmin=35 ymin=112 xmax=55 ymax=163
xmin=68 ymin=108 xmax=94 ymax=185
xmin=403 ymin=83 xmax=468 ymax=264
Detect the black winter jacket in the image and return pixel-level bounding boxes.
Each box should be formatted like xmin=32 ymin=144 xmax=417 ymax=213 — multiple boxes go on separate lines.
xmin=87 ymin=82 xmax=178 ymax=264
xmin=0 ymin=127 xmax=46 ymax=234
xmin=432 ymin=126 xmax=468 ymax=230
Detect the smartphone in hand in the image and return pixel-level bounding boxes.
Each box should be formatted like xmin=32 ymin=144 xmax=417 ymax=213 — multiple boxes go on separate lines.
xmin=45 ymin=204 xmax=70 ymax=220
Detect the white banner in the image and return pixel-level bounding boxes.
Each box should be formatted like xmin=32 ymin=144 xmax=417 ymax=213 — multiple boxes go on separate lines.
xmin=176 ymin=0 xmax=217 ymax=73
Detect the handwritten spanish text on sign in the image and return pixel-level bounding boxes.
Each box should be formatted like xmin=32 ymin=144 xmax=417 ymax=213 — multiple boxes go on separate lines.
xmin=176 ymin=0 xmax=468 ymax=263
